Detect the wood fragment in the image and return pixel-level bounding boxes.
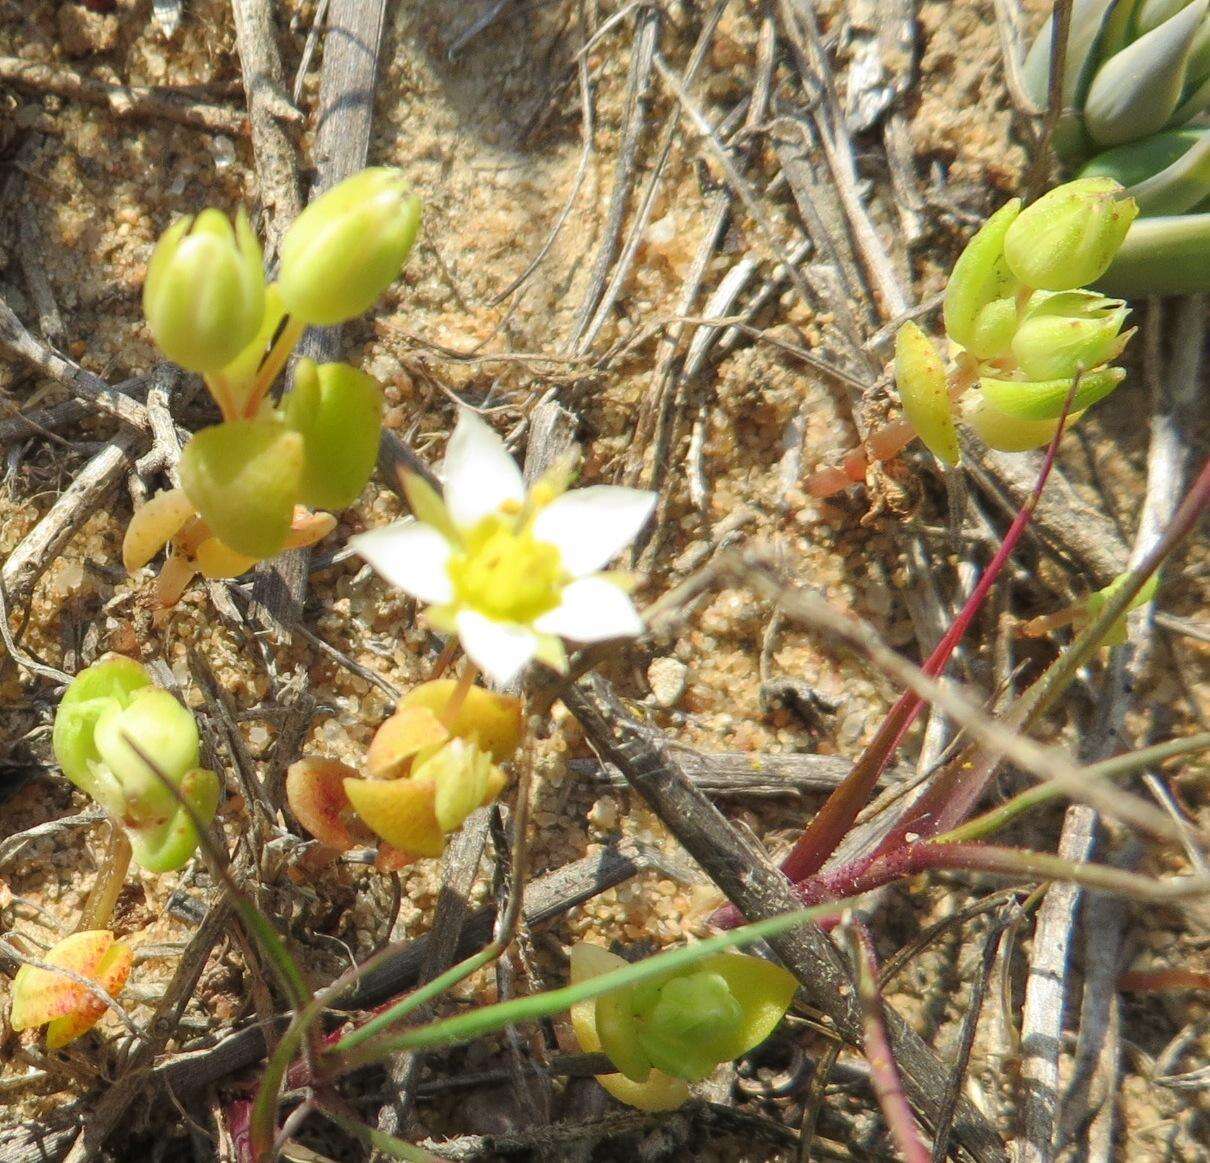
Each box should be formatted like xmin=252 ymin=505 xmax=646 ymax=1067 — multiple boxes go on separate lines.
xmin=231 ymin=0 xmax=303 ymax=257
xmin=0 ymin=57 xmax=248 ymax=136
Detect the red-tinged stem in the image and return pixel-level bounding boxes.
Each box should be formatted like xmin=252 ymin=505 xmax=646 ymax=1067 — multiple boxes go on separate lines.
xmin=1118 ymin=969 xmax=1210 ymax=993
xmin=793 ymin=841 xmax=1206 ymax=908
xmin=879 ymin=453 xmax=1210 ymax=851
xmin=843 ymin=921 xmax=932 ymax=1163
xmin=776 ymin=401 xmax=1071 ymax=887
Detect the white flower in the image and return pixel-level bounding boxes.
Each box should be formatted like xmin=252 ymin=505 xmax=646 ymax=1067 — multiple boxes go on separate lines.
xmin=352 ymin=410 xmax=656 ymax=685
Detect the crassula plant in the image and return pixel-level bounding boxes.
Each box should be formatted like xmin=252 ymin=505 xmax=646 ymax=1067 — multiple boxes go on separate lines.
xmin=125 ymin=168 xmax=421 ymax=606
xmin=808 ymin=177 xmax=1138 ymax=497
xmin=286 ymin=678 xmax=523 ymax=869
xmin=53 ymin=655 xmax=219 ymax=874
xmin=567 ymin=943 xmax=798 ymax=1112
xmin=1023 ymin=0 xmax=1210 ymax=294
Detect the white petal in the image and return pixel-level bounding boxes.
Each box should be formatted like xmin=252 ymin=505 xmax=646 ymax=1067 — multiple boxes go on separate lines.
xmin=442 ymin=410 xmax=525 ymax=530
xmin=350 ymin=520 xmax=454 ymax=603
xmin=456 ymin=609 xmax=538 ymax=686
xmin=532 ymin=486 xmax=656 ymax=577
xmin=534 ymin=576 xmax=644 ymax=643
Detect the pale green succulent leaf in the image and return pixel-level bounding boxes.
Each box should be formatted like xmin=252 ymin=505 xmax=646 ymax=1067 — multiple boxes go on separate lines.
xmin=1094 ymin=211 xmax=1210 ymax=293
xmin=1021 ymin=0 xmax=1120 ymax=111
xmin=943 ymin=198 xmax=1021 ymax=354
xmin=179 ymin=419 xmax=304 ymax=559
xmin=1084 ymin=0 xmax=1208 ymax=146
xmin=1079 ymin=127 xmax=1210 ymax=214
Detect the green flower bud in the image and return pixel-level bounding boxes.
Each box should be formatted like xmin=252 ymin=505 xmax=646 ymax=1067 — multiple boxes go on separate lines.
xmin=637 ymin=972 xmax=745 ymax=1082
xmin=893 ymin=322 xmax=960 ymax=465
xmin=179 ymin=419 xmax=305 ymax=559
xmin=51 ymin=658 xmax=220 ymax=872
xmin=1010 ymin=290 xmax=1132 ymax=379
xmin=979 ymin=366 xmax=1125 ymax=421
xmin=143 ymin=208 xmax=265 ymax=374
xmin=277 ymin=168 xmax=422 ymax=326
xmin=588 ymin=951 xmax=797 ymax=1087
xmin=283 ymin=359 xmax=383 ymax=511
xmin=1003 ymin=178 xmax=1138 ymax=291
xmin=943 ymin=199 xmax=1022 ymax=358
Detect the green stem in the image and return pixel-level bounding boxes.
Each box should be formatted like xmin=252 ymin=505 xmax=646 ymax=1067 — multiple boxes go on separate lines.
xmin=77 ymin=825 xmax=131 ymax=932
xmin=334 ymin=901 xmax=846 ymax=1074
xmin=934 ymin=733 xmax=1210 ymax=845
xmin=203 ymin=371 xmax=241 ymax=423
xmin=317 ymin=1101 xmax=444 ymax=1162
xmin=244 ymin=315 xmax=306 ymax=419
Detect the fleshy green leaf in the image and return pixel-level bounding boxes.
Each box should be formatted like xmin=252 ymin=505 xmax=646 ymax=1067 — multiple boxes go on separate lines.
xmin=179 ymin=419 xmax=304 ymax=558
xmin=943 ymin=199 xmax=1022 ymax=356
xmin=283 ymin=359 xmax=384 ymax=511
xmin=979 ymin=366 xmax=1125 ymax=420
xmin=52 ymin=657 xmax=151 ymax=790
xmin=893 ymin=322 xmax=960 ymax=465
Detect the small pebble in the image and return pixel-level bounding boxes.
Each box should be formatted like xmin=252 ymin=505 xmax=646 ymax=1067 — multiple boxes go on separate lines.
xmin=647 ymin=657 xmax=688 ymax=708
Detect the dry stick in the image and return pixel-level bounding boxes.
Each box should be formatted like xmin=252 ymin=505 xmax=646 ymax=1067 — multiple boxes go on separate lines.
xmin=249 ymin=0 xmax=387 ymax=629
xmin=0 ymin=298 xmax=150 ymax=434
xmin=16 ymin=208 xmax=65 ymax=346
xmin=0 ymin=56 xmax=248 ymax=136
xmin=1024 ymin=0 xmax=1073 ymax=201
xmin=575 ymin=0 xmax=727 ymax=356
xmin=231 ymin=0 xmax=304 ymax=259
xmin=560 ymin=674 xmax=1008 ymax=1161
xmin=573 ymin=749 xmax=909 ymax=798
xmin=566 ymin=5 xmax=659 ymax=354
xmin=991 ymin=0 xmax=1043 ymax=115
xmin=632 ymin=13 xmax=775 ymax=512
xmin=1026 ymin=292 xmax=1205 ymax=1161
xmin=1 ymin=430 xmax=140 ymax=613
xmin=931 ymin=906 xmax=1009 ymax=1163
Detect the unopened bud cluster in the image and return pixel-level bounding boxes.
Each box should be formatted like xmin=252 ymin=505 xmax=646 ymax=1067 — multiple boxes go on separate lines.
xmin=53 ymin=656 xmax=220 ymax=873
xmin=567 ymin=943 xmax=797 ymax=1111
xmin=895 ymin=179 xmax=1137 ymax=462
xmin=131 ymin=168 xmax=421 ymax=606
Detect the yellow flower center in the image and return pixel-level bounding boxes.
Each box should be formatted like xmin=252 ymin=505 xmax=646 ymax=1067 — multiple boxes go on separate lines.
xmin=448 ymin=514 xmax=563 ymax=624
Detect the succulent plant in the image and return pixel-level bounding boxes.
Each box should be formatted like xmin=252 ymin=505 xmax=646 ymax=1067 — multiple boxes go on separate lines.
xmin=1024 ymin=0 xmax=1210 ymax=293
xmin=53 ymin=657 xmax=220 ymax=873
xmin=567 ymin=942 xmax=797 ymax=1111
xmin=131 ymin=167 xmax=419 ymax=606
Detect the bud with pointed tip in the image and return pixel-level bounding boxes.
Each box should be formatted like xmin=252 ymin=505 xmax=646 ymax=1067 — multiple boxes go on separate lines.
xmin=1004 ymin=178 xmax=1137 ymax=291
xmin=1010 ymin=290 xmax=1132 ymax=379
xmin=143 ymin=208 xmax=265 ymax=373
xmin=278 ymin=167 xmax=422 ymax=326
